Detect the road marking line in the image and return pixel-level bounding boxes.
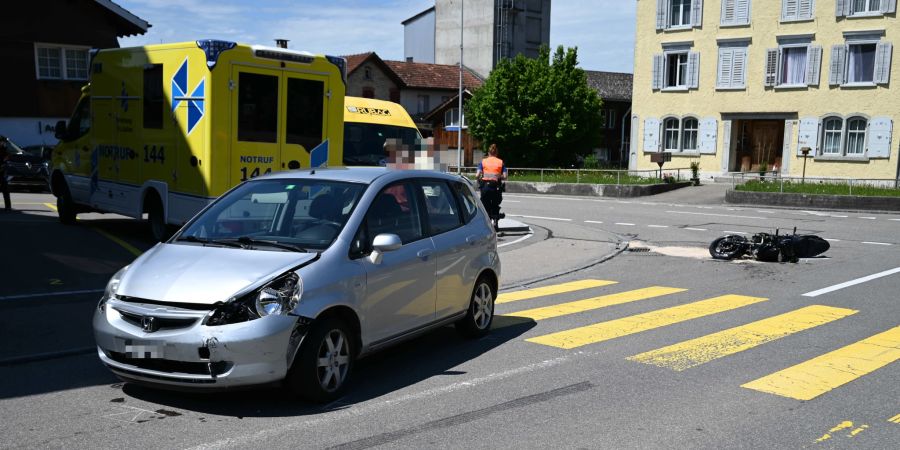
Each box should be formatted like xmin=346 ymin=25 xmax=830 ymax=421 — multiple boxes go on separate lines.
xmin=526 ymin=295 xmax=767 ymax=350
xmin=628 ymin=305 xmax=857 ymax=371
xmin=503 ymin=200 xmax=521 ymax=203
xmin=497 ymin=279 xmax=618 ymax=304
xmin=831 ymin=215 xmax=849 ymax=218
xmin=507 ymin=214 xmax=572 ymax=222
xmin=825 ymin=239 xmax=841 ymax=242
xmin=497 ymin=232 xmax=533 ymax=249
xmin=742 ymin=325 xmax=900 ymax=401
xmin=666 ymin=211 xmax=766 ymax=220
xmin=889 ymin=218 xmax=900 ymax=222
xmin=685 ymin=227 xmax=707 ymax=231
xmin=861 ymin=241 xmax=892 ymax=246
xmin=0 ymin=288 xmax=104 ymax=302
xmin=503 ymin=286 xmax=685 ymax=321
xmin=45 ymin=202 xmax=144 ymax=257
xmin=615 ymin=222 xmax=635 ymax=226
xmin=803 ymin=267 xmax=900 ymax=297
xmin=584 ymin=220 xmax=604 ymax=224
xmin=859 ymin=217 xmax=877 ymax=220
xmin=815 ymin=421 xmax=855 ymax=443
xmin=889 ymin=413 xmax=900 ymax=424
xmin=722 ymin=231 xmax=748 ymax=235
xmin=43 ymin=202 xmax=58 ymax=211
xmin=648 ymin=225 xmax=669 ymax=228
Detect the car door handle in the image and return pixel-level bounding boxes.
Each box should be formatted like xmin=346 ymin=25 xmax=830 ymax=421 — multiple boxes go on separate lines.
xmin=417 ymin=249 xmax=433 ymax=259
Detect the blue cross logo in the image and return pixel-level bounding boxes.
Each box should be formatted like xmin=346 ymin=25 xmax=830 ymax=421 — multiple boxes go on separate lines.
xmin=171 ymin=59 xmax=205 ymax=135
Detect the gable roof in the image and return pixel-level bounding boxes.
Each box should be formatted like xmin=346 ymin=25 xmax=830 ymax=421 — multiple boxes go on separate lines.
xmin=94 ymin=0 xmax=150 ymax=36
xmin=383 ymin=59 xmax=483 ymax=91
xmin=584 ymin=71 xmax=633 ymax=102
xmin=402 ymin=6 xmax=435 ymax=25
xmin=344 ymin=52 xmax=405 ymax=87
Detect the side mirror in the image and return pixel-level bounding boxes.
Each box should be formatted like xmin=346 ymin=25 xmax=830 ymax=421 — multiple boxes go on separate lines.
xmin=368 ymin=233 xmax=402 ymax=264
xmin=54 ymin=121 xmax=68 ymax=140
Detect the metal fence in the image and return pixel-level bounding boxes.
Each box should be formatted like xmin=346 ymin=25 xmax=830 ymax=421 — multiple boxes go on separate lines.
xmin=450 ymin=167 xmax=692 ymax=185
xmin=730 ymin=173 xmax=900 ymax=195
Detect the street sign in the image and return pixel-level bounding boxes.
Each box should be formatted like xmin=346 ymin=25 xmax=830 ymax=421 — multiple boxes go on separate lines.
xmin=650 ymin=152 xmax=672 ymax=164
xmin=445 ymin=125 xmax=468 ymax=132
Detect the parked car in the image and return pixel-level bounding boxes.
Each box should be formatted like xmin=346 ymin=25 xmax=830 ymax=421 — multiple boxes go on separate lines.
xmin=93 ymin=167 xmax=500 ymax=401
xmin=2 ymin=139 xmax=50 ymax=191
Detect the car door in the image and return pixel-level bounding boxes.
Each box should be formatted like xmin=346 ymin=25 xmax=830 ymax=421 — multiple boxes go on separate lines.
xmin=358 ymin=181 xmax=437 ymax=344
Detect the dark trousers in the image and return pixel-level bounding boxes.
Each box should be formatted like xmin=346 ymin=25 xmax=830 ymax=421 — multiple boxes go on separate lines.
xmin=0 ymin=172 xmax=10 ymax=210
xmin=480 ymin=185 xmax=502 ymax=220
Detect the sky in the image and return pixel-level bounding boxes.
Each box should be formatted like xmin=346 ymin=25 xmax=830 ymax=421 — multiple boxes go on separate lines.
xmin=117 ymin=0 xmax=636 ymax=73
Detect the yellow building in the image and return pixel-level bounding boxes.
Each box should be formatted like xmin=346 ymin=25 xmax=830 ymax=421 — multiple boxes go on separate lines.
xmin=631 ymin=0 xmax=898 ymax=180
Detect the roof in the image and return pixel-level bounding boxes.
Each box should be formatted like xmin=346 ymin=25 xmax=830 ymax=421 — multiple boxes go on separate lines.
xmin=402 ymin=6 xmax=435 ymax=25
xmin=94 ymin=0 xmax=150 ymax=36
xmin=424 ymin=90 xmax=474 ymax=121
xmin=584 ymin=71 xmax=633 ymax=102
xmin=343 ymin=52 xmax=405 ymax=86
xmin=383 ymin=60 xmax=483 ymax=91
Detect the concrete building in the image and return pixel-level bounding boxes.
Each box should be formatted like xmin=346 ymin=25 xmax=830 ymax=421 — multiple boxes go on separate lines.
xmin=0 ymin=0 xmax=149 ymax=146
xmin=631 ymin=0 xmax=898 ymax=181
xmin=403 ymin=0 xmax=551 ymax=78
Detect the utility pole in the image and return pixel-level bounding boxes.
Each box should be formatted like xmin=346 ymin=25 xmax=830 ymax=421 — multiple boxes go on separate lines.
xmin=456 ymin=0 xmax=464 ymax=174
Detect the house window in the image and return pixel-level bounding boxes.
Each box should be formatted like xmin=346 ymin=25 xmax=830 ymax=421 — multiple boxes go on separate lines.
xmin=847 ymin=43 xmax=877 ymax=83
xmin=364 ymin=67 xmax=373 ymax=80
xmin=682 ymin=118 xmax=698 ymax=150
xmin=656 ymin=0 xmax=701 ymax=30
xmin=845 ymin=117 xmax=867 ymax=154
xmin=417 ymin=95 xmax=430 ymax=114
xmin=717 ymin=45 xmax=748 ymax=89
xmin=670 ymin=0 xmax=693 ymax=27
xmin=720 ymin=0 xmax=751 ymax=26
xmin=822 ymin=117 xmax=844 ymax=155
xmin=608 ymin=110 xmax=616 ymax=128
xmin=445 ymin=108 xmax=461 ymax=127
xmin=829 ymin=39 xmax=892 ymax=86
xmin=666 ymin=53 xmax=689 ymax=88
xmin=781 ymin=0 xmax=814 ymax=22
xmin=819 ymin=116 xmax=869 ymax=156
xmin=653 ymin=49 xmax=699 ymax=90
xmin=780 ymin=46 xmax=808 ymax=85
xmin=664 ymin=118 xmax=681 ymax=151
xmin=35 ymin=44 xmax=89 ymax=80
xmin=850 ymin=0 xmax=881 ymax=14
xmin=765 ymin=42 xmax=822 ymax=87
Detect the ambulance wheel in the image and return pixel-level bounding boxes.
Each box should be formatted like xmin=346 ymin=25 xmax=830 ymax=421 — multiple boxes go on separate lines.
xmin=147 ymin=194 xmax=169 ymax=242
xmin=57 ymin=188 xmax=77 ymax=225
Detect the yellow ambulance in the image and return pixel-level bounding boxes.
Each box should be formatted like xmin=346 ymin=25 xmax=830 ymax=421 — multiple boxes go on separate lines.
xmin=342 ymin=96 xmax=421 ymax=166
xmin=51 ymin=40 xmax=346 ymax=240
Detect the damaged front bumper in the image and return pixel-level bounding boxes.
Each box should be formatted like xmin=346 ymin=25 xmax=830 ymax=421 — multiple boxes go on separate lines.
xmin=93 ymin=298 xmax=309 ymax=389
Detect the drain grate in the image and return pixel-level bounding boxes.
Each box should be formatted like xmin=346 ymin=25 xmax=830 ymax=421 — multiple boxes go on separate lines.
xmin=628 ymin=247 xmax=651 ymax=253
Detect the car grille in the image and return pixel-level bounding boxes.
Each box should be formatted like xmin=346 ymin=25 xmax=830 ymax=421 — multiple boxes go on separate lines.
xmin=106 ymin=351 xmax=231 ymax=376
xmin=6 ymin=161 xmax=43 ymax=173
xmin=117 ymin=310 xmax=198 ymax=331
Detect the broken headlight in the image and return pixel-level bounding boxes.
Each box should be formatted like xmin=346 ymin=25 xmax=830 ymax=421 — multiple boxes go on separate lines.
xmin=206 ymin=273 xmax=302 ymax=326
xmin=99 ymin=266 xmax=128 ymax=312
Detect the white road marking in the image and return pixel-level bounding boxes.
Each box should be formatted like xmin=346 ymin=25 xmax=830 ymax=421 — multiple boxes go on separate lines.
xmin=722 ymin=231 xmax=748 ymax=235
xmin=507 ymin=214 xmax=572 ymax=222
xmin=831 ymin=215 xmax=848 ymax=218
xmin=684 ymin=227 xmax=708 ymax=231
xmin=859 ymin=217 xmax=877 ymax=220
xmin=498 ymin=233 xmax=534 ymax=248
xmin=862 ymin=241 xmax=892 ymax=246
xmin=584 ymin=220 xmax=604 ymax=224
xmin=825 ymin=239 xmax=841 ymax=242
xmin=666 ymin=211 xmax=766 ymax=220
xmin=186 ymin=353 xmax=584 ymax=450
xmin=615 ymin=223 xmax=635 ymax=226
xmin=648 ymin=225 xmax=669 ymax=228
xmin=756 ymin=210 xmax=776 ymax=214
xmin=0 ymin=288 xmax=104 ymax=302
xmin=503 ymin=200 xmax=521 ymax=203
xmin=803 ymin=267 xmax=900 ymax=297
xmin=889 ymin=218 xmax=900 ymax=222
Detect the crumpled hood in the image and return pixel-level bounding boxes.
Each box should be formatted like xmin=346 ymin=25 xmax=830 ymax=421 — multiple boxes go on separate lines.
xmin=117 ymin=243 xmax=316 ymax=305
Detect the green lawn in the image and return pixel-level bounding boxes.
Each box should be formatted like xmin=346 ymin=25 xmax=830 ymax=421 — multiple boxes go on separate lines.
xmin=462 ymin=170 xmax=678 ymax=185
xmin=735 ymin=180 xmax=900 ymax=197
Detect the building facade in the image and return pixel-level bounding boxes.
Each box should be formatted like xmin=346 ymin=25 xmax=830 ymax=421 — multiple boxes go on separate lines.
xmin=345 ymin=53 xmax=403 ymax=102
xmin=0 ymin=0 xmax=149 ymax=146
xmin=586 ymin=71 xmax=634 ymax=168
xmin=404 ymin=0 xmax=551 ymax=78
xmin=632 ymin=0 xmax=898 ymax=180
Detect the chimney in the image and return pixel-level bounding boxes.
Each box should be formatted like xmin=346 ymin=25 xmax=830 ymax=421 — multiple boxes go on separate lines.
xmin=275 ymin=39 xmax=289 ymax=49
xmin=406 ymin=57 xmax=414 ymax=63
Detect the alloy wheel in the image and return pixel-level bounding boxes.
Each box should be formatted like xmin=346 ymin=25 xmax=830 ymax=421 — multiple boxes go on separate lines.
xmin=472 ymin=282 xmax=494 ymax=330
xmin=316 ymin=329 xmax=350 ymax=392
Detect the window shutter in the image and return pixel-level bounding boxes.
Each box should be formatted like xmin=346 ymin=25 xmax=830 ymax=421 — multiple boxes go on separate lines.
xmin=775 ymin=48 xmax=785 ymax=86
xmin=717 ymin=48 xmax=733 ymax=88
xmin=736 ymin=0 xmax=751 ymax=24
xmin=835 ymin=0 xmax=847 ymax=17
xmin=797 ymin=117 xmax=820 ymax=155
xmin=733 ymin=48 xmax=747 ymax=87
xmin=782 ymin=0 xmax=798 ymax=21
xmin=691 ymin=0 xmax=704 ymax=27
xmin=656 ymin=0 xmax=669 ymax=30
xmin=881 ymin=0 xmax=897 ymax=14
xmin=699 ymin=118 xmax=718 ymax=154
xmin=721 ymin=0 xmax=736 ymax=25
xmin=721 ymin=120 xmax=732 ymax=172
xmin=805 ymin=45 xmax=822 ymax=86
xmin=874 ymin=42 xmax=893 ymax=85
xmin=765 ymin=48 xmax=778 ymax=86
xmin=630 ymin=114 xmax=640 ymax=165
xmin=829 ymin=44 xmax=847 ymax=85
xmin=867 ymin=117 xmax=893 ymax=158
xmin=688 ymin=52 xmax=700 ymax=88
xmin=798 ymin=0 xmax=814 ymax=20
xmin=652 ymin=53 xmax=665 ymax=90
xmin=643 ymin=118 xmax=661 ymax=152
xmin=782 ymin=120 xmax=794 ymax=173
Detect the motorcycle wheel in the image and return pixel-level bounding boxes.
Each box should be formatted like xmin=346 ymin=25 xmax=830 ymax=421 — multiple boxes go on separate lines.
xmin=709 ymin=236 xmax=747 ymax=260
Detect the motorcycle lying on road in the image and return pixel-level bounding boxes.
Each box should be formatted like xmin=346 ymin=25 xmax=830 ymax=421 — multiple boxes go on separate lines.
xmin=709 ymin=228 xmax=830 ymax=263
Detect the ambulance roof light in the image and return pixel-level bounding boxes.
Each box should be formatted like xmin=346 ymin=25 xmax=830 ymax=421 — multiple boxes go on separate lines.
xmin=196 ymin=40 xmax=237 ymax=70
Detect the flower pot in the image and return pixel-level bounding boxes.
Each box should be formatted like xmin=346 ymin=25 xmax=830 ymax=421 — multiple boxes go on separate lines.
xmin=691 ymin=177 xmax=700 ymax=186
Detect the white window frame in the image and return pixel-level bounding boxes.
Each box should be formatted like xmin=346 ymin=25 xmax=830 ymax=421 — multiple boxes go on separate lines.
xmin=821 ymin=116 xmax=845 ymax=155
xmin=670 ymin=0 xmax=694 ymax=28
xmin=850 ymin=0 xmax=882 ymax=15
xmin=34 ymin=43 xmax=90 ymax=81
xmin=661 ymin=115 xmax=701 ymax=153
xmin=682 ymin=117 xmax=699 ymax=151
xmin=663 ymin=117 xmax=682 ymax=151
xmin=817 ymin=114 xmax=871 ymax=157
xmin=845 ymin=40 xmax=879 ymax=85
xmin=664 ymin=51 xmax=690 ymax=89
xmin=778 ymin=44 xmax=809 ymax=87
xmin=845 ymin=116 xmax=868 ymax=155
xmin=657 ymin=0 xmax=703 ymax=31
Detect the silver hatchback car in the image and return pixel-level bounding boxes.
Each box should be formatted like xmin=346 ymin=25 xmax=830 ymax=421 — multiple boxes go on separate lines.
xmin=93 ymin=167 xmax=500 ymax=401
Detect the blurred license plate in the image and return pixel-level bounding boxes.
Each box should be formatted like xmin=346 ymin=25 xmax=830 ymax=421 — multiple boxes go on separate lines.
xmin=117 ymin=338 xmax=165 ymax=359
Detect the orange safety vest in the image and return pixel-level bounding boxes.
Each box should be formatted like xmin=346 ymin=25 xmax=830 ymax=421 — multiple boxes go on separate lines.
xmin=481 ymin=156 xmax=504 ymax=181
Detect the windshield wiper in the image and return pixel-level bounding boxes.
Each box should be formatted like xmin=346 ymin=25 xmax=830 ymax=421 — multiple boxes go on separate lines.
xmin=175 ymin=235 xmax=244 ymax=248
xmin=236 ymin=236 xmax=308 ymax=252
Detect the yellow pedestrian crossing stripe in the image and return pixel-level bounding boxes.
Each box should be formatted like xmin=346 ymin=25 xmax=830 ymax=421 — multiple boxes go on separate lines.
xmin=889 ymin=413 xmax=900 ymax=424
xmin=526 ymin=294 xmax=768 ymax=350
xmin=504 ymin=286 xmax=685 ymax=321
xmin=496 ymin=279 xmax=618 ymax=304
xmin=628 ymin=305 xmax=857 ymax=371
xmin=742 ymin=325 xmax=900 ymax=400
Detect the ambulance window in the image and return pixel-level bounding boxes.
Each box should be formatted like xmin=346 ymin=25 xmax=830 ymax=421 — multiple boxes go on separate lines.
xmin=143 ymin=64 xmax=163 ymax=129
xmin=67 ymin=99 xmax=91 ymax=140
xmin=238 ymin=72 xmax=278 ymax=143
xmin=286 ymin=78 xmax=324 ymax=151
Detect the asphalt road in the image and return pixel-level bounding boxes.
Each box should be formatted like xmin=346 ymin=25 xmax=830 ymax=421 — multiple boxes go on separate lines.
xmin=1 ymin=188 xmax=899 ymax=449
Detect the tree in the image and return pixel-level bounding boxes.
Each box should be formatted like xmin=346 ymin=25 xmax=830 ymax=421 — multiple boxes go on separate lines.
xmin=467 ymin=45 xmax=603 ymax=167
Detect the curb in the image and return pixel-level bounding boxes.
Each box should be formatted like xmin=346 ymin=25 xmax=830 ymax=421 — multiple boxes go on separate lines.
xmin=726 ymin=189 xmax=900 ymax=213
xmin=505 ymin=181 xmax=691 ymax=198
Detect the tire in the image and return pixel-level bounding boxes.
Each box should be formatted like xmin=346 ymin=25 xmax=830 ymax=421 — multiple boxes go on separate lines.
xmin=709 ymin=236 xmax=746 ymax=260
xmin=455 ymin=276 xmax=495 ymax=338
xmin=146 ymin=194 xmax=169 ymax=242
xmin=285 ymin=317 xmax=355 ymax=403
xmin=56 ymin=186 xmax=77 ymax=225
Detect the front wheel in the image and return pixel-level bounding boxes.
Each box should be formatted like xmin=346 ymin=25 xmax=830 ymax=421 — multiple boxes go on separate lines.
xmin=456 ymin=277 xmax=495 ymax=338
xmin=709 ymin=236 xmax=747 ymax=260
xmin=285 ymin=317 xmax=355 ymax=403
xmin=56 ymin=188 xmax=77 ymax=225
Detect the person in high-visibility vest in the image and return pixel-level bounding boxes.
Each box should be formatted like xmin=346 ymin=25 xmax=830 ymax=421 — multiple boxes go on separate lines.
xmin=476 ymin=143 xmax=507 ymax=229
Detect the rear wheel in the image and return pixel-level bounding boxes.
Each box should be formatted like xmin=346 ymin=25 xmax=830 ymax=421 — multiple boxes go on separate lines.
xmin=286 ymin=317 xmax=355 ymax=403
xmin=56 ymin=186 xmax=77 ymax=225
xmin=456 ymin=276 xmax=495 ymax=338
xmin=709 ymin=236 xmax=747 ymax=260
xmin=146 ymin=194 xmax=169 ymax=242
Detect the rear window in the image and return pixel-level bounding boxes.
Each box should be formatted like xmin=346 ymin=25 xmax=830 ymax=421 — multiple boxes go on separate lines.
xmin=343 ymin=122 xmax=420 ymax=166
xmin=453 ymin=181 xmax=479 ymax=223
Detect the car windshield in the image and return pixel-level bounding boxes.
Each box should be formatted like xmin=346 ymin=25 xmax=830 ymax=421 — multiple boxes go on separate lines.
xmin=3 ymin=139 xmax=25 ymax=155
xmin=343 ymin=122 xmax=421 ymax=166
xmin=176 ymin=179 xmax=366 ymax=252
